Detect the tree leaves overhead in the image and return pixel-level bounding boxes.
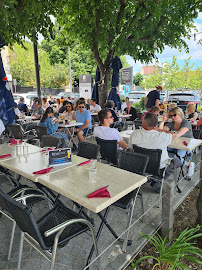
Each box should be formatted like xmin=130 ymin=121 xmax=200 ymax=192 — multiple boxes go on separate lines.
xmin=0 ymin=0 xmax=56 ymax=45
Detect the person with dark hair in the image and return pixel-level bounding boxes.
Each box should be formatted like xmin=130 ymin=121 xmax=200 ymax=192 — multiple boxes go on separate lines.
xmin=39 ymin=107 xmax=68 ymax=147
xmin=74 ymin=100 xmax=92 ymax=143
xmin=63 ymin=102 xmax=75 ymax=120
xmin=59 ymin=100 xmax=68 ymax=113
xmin=104 ymin=100 xmax=118 ymax=121
xmin=42 ymin=97 xmax=49 ymax=110
xmin=90 ymin=98 xmax=101 ymax=112
xmin=124 ymin=101 xmax=137 ymax=121
xmin=79 ymin=97 xmax=90 ymax=110
xmin=94 ymin=109 xmax=128 ymax=150
xmin=17 ymin=97 xmax=29 ymax=113
xmin=31 ymin=99 xmax=44 ymax=119
xmin=144 ymin=86 xmax=162 ymax=111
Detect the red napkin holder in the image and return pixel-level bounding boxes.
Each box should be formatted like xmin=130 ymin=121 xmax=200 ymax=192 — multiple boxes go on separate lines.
xmin=10 ymin=139 xmax=23 ymax=145
xmin=0 ymin=154 xmax=12 ymax=159
xmin=33 ymin=167 xmax=53 ymax=175
xmin=183 ymin=141 xmax=188 ymax=146
xmin=88 ymin=187 xmax=111 ymax=198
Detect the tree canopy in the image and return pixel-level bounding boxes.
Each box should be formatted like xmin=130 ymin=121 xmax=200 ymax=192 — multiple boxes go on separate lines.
xmin=56 ymin=0 xmax=201 ymax=105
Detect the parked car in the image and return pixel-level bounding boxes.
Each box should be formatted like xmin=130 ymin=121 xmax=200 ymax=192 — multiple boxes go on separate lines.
xmin=166 ymin=91 xmax=200 ymax=111
xmin=126 ymin=91 xmax=146 ymax=105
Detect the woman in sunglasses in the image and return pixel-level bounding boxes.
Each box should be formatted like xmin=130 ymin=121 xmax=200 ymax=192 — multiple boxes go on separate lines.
xmin=73 ymin=100 xmax=92 ymax=143
xmin=63 ymin=102 xmax=75 ymax=120
xmin=159 ymin=107 xmax=194 ymax=176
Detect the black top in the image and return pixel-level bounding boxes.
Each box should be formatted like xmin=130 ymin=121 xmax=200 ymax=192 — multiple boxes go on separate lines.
xmin=124 ymin=107 xmax=137 ymax=121
xmin=146 ymin=90 xmax=160 ymax=109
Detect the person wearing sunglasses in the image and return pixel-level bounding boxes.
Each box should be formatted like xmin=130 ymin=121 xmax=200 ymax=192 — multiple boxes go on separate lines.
xmin=63 ymin=102 xmax=75 ymax=120
xmin=74 ymin=100 xmax=92 ymax=143
xmin=159 ymin=107 xmax=194 ymax=176
xmin=94 ymin=109 xmax=128 ymax=150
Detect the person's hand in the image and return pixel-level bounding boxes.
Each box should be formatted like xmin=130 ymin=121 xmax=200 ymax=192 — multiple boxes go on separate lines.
xmin=163 ymin=113 xmax=169 ymax=122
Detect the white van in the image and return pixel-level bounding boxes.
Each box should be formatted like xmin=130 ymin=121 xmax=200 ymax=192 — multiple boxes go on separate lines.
xmin=126 ymin=91 xmax=146 ymax=104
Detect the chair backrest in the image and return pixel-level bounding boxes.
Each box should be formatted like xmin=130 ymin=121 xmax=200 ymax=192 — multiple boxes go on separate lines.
xmin=133 ymin=144 xmax=162 ymax=177
xmin=8 ymin=124 xmax=23 ymax=139
xmin=200 ymin=125 xmax=202 ymax=140
xmin=118 ymin=150 xmax=149 ymax=175
xmin=77 ymin=142 xmax=100 ymax=159
xmin=34 ymin=125 xmax=48 ymax=141
xmin=0 ymin=187 xmax=47 ymax=250
xmin=134 ymin=120 xmax=142 ymax=129
xmin=137 ymin=112 xmax=142 ymax=120
xmin=95 ymin=137 xmax=117 ymax=165
xmin=192 ymin=129 xmax=200 ymax=140
xmin=41 ymin=135 xmax=60 ymax=148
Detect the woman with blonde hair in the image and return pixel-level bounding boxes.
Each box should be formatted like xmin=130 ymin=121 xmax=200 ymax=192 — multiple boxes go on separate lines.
xmin=185 ymin=103 xmax=198 ymax=121
xmin=159 ymin=107 xmax=194 ymax=176
xmin=168 ymin=103 xmax=177 ymax=111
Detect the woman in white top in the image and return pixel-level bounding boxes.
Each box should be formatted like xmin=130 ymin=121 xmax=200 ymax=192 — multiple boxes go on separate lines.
xmin=63 ymin=102 xmax=75 ymax=120
xmin=42 ymin=97 xmax=49 ymax=110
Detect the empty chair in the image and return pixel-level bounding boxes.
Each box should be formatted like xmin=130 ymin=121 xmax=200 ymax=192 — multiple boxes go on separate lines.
xmin=77 ymin=142 xmax=100 ymax=159
xmin=137 ymin=112 xmax=142 ymax=120
xmin=34 ymin=125 xmax=48 ymax=142
xmin=114 ymin=150 xmax=149 ymax=251
xmin=41 ymin=135 xmax=60 ymax=148
xmin=134 ymin=120 xmax=142 ymax=129
xmin=133 ymin=145 xmax=165 ymax=206
xmin=95 ymin=137 xmax=117 ymax=165
xmin=200 ymin=125 xmax=202 ymax=139
xmin=8 ymin=124 xmax=35 ymax=143
xmin=0 ymin=190 xmax=100 ymax=270
xmin=192 ymin=129 xmax=200 ymax=139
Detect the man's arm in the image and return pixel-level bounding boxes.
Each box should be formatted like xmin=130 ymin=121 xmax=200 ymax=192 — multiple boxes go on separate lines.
xmin=77 ymin=119 xmax=90 ymax=131
xmin=155 ymin=99 xmax=160 ymax=107
xmin=144 ymin=96 xmax=148 ymax=108
xmin=118 ymin=139 xmax=128 ymax=150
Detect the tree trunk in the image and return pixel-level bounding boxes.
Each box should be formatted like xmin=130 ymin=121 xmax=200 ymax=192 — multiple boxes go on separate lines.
xmin=196 ymin=150 xmax=202 ymax=248
xmin=98 ymin=66 xmax=111 ymax=108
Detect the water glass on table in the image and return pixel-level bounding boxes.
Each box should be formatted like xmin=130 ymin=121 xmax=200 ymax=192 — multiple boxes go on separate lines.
xmin=16 ymin=140 xmax=22 ymax=156
xmin=23 ymin=142 xmax=29 ymax=157
xmin=89 ymin=160 xmax=97 ymax=183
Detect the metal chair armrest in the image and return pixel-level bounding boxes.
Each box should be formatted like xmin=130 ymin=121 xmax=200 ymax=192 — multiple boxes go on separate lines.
xmin=15 ymin=194 xmax=54 ymax=206
xmin=11 ymin=187 xmax=47 ymax=199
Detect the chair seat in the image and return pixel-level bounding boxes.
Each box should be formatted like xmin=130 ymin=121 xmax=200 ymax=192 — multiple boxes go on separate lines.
xmin=38 ymin=203 xmax=89 ymax=249
xmin=113 ymin=192 xmax=133 ymax=209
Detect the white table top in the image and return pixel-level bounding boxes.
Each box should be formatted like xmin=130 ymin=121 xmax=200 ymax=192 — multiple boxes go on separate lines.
xmin=0 ymin=143 xmax=42 ymax=161
xmin=17 ymin=116 xmax=38 ymax=121
xmin=59 ymin=122 xmax=83 ymax=128
xmin=118 ymin=114 xmax=132 ymax=118
xmin=0 ymin=150 xmax=87 ymax=182
xmin=37 ymin=161 xmax=147 ymax=213
xmin=91 ymin=112 xmax=98 ymax=116
xmin=168 ymin=137 xmax=202 ymax=151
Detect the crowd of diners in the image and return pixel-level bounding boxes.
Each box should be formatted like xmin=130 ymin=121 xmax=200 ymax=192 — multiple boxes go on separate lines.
xmin=11 ymin=90 xmax=202 ymax=192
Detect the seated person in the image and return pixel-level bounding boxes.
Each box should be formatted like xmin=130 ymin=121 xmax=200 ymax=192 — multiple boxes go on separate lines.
xmin=74 ymin=100 xmax=92 ymax=143
xmin=141 ymin=106 xmax=160 ymax=120
xmin=17 ymin=97 xmax=29 ymax=114
xmin=63 ymin=102 xmax=75 ymax=120
xmin=197 ymin=116 xmax=202 ymax=130
xmin=128 ymin=113 xmax=181 ymax=191
xmin=159 ymin=107 xmax=194 ymax=176
xmin=185 ymin=103 xmax=198 ymax=122
xmin=124 ymin=101 xmax=137 ymax=121
xmin=104 ymin=100 xmax=119 ymax=122
xmin=59 ymin=100 xmax=68 ymax=114
xmin=31 ymin=99 xmax=44 ymax=119
xmin=39 ymin=107 xmax=68 ymax=147
xmin=79 ymin=97 xmax=90 ymax=110
xmin=94 ymin=109 xmax=128 ymax=150
xmin=122 ymin=97 xmax=129 ymax=111
xmin=90 ymin=98 xmax=101 ymax=112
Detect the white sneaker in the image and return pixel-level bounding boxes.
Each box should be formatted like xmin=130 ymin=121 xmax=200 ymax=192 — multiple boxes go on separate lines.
xmin=188 ymin=162 xmax=195 ymax=177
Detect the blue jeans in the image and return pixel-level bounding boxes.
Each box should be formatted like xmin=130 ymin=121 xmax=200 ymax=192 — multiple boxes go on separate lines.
xmin=52 ymin=132 xmax=68 ymax=147
xmin=167 ymin=147 xmax=192 ymax=165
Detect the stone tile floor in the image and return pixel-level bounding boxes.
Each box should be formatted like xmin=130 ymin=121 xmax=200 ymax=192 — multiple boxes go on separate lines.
xmin=0 ymin=140 xmax=201 ymax=270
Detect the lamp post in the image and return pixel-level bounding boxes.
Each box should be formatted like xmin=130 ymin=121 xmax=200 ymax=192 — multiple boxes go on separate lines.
xmin=68 ymin=47 xmax=72 ymax=92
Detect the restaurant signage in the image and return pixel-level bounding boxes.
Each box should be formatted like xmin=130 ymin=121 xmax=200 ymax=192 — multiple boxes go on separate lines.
xmin=79 ymin=74 xmax=92 ymax=99
xmin=49 ymin=148 xmax=72 ymax=166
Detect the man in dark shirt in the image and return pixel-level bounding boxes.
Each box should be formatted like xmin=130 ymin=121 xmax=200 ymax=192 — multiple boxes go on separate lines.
xmin=145 ymin=86 xmax=162 ymax=111
xmin=59 ymin=100 xmax=68 ymax=113
xmin=18 ymin=97 xmax=29 ymax=113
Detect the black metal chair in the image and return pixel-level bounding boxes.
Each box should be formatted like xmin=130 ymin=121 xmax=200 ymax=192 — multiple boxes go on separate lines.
xmin=134 ymin=120 xmax=142 ymax=129
xmin=133 ymin=145 xmax=166 ymax=207
xmin=0 ymin=189 xmax=100 ymax=270
xmin=77 ymin=142 xmax=100 ymax=160
xmin=137 ymin=112 xmax=143 ymax=120
xmin=8 ymin=124 xmax=35 ymax=143
xmin=0 ymin=183 xmax=51 ymax=262
xmin=192 ymin=129 xmax=200 ymax=139
xmin=114 ymin=150 xmax=149 ymax=251
xmin=95 ymin=137 xmax=117 ymax=165
xmin=34 ymin=125 xmax=48 ymax=142
xmin=199 ymin=125 xmax=202 ymax=140
xmin=41 ymin=135 xmax=60 ymax=148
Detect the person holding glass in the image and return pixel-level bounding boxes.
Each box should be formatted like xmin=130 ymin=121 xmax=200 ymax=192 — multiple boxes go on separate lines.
xmin=159 ymin=107 xmax=194 ymax=176
xmin=39 ymin=107 xmax=68 ymax=147
xmin=63 ymin=102 xmax=75 ymax=120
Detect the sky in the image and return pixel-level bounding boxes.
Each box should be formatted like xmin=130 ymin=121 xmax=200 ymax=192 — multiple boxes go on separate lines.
xmin=126 ymin=13 xmax=202 ymax=74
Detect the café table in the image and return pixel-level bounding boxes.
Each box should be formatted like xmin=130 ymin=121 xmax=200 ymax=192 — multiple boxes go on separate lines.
xmin=37 ymin=161 xmax=147 ymax=257
xmin=90 ymin=112 xmax=98 ymax=116
xmin=118 ymin=114 xmax=132 ymax=130
xmin=59 ymin=121 xmax=83 ymax=147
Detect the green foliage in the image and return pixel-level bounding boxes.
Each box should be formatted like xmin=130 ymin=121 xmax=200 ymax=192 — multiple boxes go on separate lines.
xmin=133 ymin=73 xmax=143 ymax=86
xmin=133 ymin=225 xmax=202 ymax=269
xmin=133 ymin=97 xmax=145 ymax=112
xmin=142 ymin=57 xmax=202 ymax=91
xmin=9 ymin=41 xmax=68 ymax=88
